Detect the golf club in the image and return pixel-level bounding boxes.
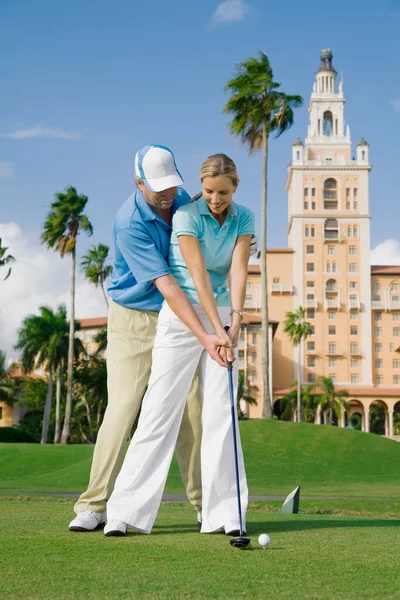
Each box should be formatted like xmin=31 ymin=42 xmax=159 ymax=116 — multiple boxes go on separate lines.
xmin=227 ymin=358 xmax=252 ymax=550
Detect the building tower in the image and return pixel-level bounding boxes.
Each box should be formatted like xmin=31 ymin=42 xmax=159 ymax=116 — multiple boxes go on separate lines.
xmin=287 ymin=48 xmax=373 ymax=387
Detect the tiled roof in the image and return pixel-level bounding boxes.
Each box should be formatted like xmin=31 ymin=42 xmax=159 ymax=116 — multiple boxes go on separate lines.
xmin=371 ymin=266 xmax=400 ymax=276
xmin=79 ymin=317 xmax=107 ymax=329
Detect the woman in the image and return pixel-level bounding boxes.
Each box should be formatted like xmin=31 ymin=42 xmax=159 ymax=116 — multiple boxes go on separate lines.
xmin=105 ymin=153 xmax=254 ymax=536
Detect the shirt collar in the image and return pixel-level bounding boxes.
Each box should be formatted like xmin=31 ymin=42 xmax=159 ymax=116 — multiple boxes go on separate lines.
xmin=197 ymin=195 xmax=238 ymax=218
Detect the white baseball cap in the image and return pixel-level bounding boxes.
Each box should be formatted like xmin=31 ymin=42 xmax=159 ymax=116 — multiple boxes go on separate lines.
xmin=134 ymin=144 xmax=184 ymax=192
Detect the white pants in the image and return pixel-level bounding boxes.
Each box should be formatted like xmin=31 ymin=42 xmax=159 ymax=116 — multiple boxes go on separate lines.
xmin=107 ymin=302 xmax=248 ymax=534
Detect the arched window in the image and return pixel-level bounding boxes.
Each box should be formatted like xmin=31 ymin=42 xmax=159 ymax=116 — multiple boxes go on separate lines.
xmin=362 ymin=151 xmax=365 ymax=160
xmin=324 ymin=218 xmax=339 ymax=240
xmin=323 ymin=111 xmax=333 ymax=136
xmin=323 ymin=178 xmax=337 ymax=200
xmin=296 ymin=151 xmax=300 ymax=160
xmin=326 ymin=279 xmax=337 ymax=292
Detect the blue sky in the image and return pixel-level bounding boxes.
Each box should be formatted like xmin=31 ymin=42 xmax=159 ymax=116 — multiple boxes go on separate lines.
xmin=1 ymin=0 xmax=400 ymax=257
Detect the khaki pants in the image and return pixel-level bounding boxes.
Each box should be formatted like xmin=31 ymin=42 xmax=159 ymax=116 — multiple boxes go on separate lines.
xmin=74 ymin=299 xmax=202 ymax=514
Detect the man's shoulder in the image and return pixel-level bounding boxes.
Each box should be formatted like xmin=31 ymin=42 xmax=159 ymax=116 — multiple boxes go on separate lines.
xmin=174 ymin=187 xmax=192 ymax=209
xmin=113 ymin=192 xmax=143 ymax=233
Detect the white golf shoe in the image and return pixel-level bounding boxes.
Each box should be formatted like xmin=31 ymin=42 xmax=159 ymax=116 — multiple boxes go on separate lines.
xmin=104 ymin=520 xmax=127 ymax=537
xmin=69 ymin=511 xmax=105 ymax=532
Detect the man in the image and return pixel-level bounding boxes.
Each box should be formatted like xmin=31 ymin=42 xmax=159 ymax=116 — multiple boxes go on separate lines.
xmin=69 ymin=145 xmax=230 ymax=532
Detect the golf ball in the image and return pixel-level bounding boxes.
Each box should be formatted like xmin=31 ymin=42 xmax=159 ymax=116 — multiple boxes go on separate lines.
xmin=258 ymin=533 xmax=271 ymax=548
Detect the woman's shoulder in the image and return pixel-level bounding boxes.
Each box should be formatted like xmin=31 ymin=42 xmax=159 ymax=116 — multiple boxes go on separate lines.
xmin=234 ymin=202 xmax=255 ymax=220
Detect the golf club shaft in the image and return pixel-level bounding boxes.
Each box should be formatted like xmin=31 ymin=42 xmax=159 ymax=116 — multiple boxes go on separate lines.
xmin=227 ymin=360 xmax=243 ymax=538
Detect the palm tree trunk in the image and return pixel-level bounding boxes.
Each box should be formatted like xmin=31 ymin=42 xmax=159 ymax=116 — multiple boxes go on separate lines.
xmin=100 ymin=276 xmax=109 ymax=308
xmin=53 ymin=364 xmax=62 ymax=444
xmin=41 ymin=366 xmax=53 ymax=444
xmin=329 ymin=395 xmax=333 ymax=425
xmin=297 ymin=344 xmax=302 ymax=422
xmin=261 ymin=127 xmax=272 ymax=418
xmin=61 ymin=247 xmax=76 ymax=444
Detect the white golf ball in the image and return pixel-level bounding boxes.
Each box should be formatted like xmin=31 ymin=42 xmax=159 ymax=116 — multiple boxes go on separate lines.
xmin=258 ymin=533 xmax=271 ymax=548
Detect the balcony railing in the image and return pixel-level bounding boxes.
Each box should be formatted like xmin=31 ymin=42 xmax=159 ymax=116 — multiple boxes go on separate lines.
xmin=324 ymin=297 xmax=340 ymax=309
xmin=372 ymin=300 xmax=385 ymax=310
xmin=237 ymin=360 xmax=245 ymax=369
xmin=348 ymin=296 xmax=360 ymax=310
xmin=306 ymin=348 xmax=318 ymax=355
xmin=325 ymin=348 xmax=343 ymax=356
xmin=306 ymin=296 xmax=318 ymax=308
xmin=349 ymin=348 xmax=363 ymax=357
xmin=270 ymin=283 xmax=294 ymax=294
xmin=323 ymin=232 xmax=341 ymax=242
xmin=244 ymin=297 xmax=261 ymax=310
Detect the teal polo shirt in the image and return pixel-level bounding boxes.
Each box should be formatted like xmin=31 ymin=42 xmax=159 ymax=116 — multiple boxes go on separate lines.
xmin=108 ymin=188 xmax=190 ymax=311
xmin=169 ymin=196 xmax=255 ymax=306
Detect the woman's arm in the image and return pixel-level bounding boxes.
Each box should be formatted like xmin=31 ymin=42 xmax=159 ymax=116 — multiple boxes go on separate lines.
xmin=177 ymin=235 xmax=232 ymax=355
xmin=228 ymin=234 xmax=252 ymax=347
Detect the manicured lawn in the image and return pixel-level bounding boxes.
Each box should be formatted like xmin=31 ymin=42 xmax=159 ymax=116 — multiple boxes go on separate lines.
xmin=1 ymin=420 xmax=400 ymax=497
xmin=2 ymin=495 xmax=400 ymax=600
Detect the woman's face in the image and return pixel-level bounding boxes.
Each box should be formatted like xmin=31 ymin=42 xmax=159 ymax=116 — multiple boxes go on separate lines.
xmin=201 ymin=176 xmax=238 ymax=217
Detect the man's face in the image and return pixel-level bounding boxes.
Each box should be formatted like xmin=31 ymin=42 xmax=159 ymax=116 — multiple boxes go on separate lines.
xmin=137 ymin=180 xmax=177 ymax=210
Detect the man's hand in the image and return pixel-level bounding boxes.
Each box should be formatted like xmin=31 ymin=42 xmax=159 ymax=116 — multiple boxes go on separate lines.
xmin=203 ymin=332 xmax=233 ymax=367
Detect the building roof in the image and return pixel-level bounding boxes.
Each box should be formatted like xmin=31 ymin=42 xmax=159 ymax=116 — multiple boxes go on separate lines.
xmin=273 ymin=385 xmax=400 ymax=399
xmin=371 ymin=266 xmax=400 ymax=276
xmin=79 ymin=317 xmax=107 ymax=329
xmin=255 ymin=248 xmax=294 ymax=261
xmin=9 ymin=366 xmax=43 ymax=380
xmin=357 ymin=137 xmax=369 ymax=147
xmin=317 ymin=48 xmax=337 ymax=74
xmin=293 ymin=137 xmax=303 ymax=146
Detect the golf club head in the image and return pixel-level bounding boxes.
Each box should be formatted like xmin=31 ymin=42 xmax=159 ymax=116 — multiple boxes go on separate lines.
xmin=230 ymin=536 xmax=252 ymax=550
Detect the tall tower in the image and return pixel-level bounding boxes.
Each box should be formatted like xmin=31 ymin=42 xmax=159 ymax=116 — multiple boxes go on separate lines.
xmin=287 ymin=48 xmax=373 ymax=387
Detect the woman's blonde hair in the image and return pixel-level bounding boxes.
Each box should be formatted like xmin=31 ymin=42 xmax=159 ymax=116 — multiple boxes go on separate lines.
xmin=192 ymin=153 xmax=239 ymax=202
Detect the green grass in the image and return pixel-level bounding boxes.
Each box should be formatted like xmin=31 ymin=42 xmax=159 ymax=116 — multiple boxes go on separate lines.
xmin=1 ymin=420 xmax=400 ymax=497
xmin=2 ymin=495 xmax=400 ymax=600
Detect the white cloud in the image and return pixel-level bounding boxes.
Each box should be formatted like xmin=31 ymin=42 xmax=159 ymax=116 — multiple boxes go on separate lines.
xmin=1 ymin=125 xmax=82 ymax=140
xmin=370 ymin=239 xmax=400 ymax=265
xmin=0 ymin=223 xmax=106 ymax=361
xmin=0 ymin=161 xmax=14 ymax=178
xmin=390 ymin=98 xmax=400 ymax=113
xmin=211 ymin=0 xmax=249 ymax=27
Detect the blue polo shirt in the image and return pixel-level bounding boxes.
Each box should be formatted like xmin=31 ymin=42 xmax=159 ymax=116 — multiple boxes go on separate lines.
xmin=169 ymin=196 xmax=255 ymax=306
xmin=108 ymin=188 xmax=190 ymax=311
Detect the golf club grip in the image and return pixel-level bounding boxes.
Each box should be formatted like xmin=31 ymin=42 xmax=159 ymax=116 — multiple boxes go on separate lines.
xmin=224 ymin=326 xmax=234 ymax=371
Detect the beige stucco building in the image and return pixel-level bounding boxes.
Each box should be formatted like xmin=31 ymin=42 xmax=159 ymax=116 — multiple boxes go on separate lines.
xmin=242 ymin=48 xmax=400 ymax=436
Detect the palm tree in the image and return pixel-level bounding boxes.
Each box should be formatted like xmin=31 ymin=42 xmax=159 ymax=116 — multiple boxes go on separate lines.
xmin=317 ymin=376 xmax=349 ymax=426
xmin=15 ymin=305 xmax=70 ymax=444
xmin=0 ymin=238 xmax=15 ymax=280
xmin=283 ymin=307 xmax=313 ymax=422
xmin=224 ymin=52 xmax=303 ymax=418
xmin=280 ymin=382 xmax=317 ymax=422
xmin=41 ymin=187 xmax=93 ymax=444
xmin=237 ymin=370 xmax=258 ymax=420
xmin=0 ymin=351 xmax=15 ymax=401
xmin=81 ymin=244 xmax=112 ymax=308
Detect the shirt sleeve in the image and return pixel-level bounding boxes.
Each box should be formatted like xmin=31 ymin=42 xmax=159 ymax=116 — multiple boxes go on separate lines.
xmin=116 ymin=225 xmax=171 ymax=284
xmin=238 ymin=208 xmax=255 ymax=237
xmin=172 ymin=207 xmax=200 ymax=238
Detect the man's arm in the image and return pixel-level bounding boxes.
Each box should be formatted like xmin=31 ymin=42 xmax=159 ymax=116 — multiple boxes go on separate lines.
xmin=117 ymin=223 xmax=231 ymax=365
xmin=154 ymin=275 xmax=231 ymax=366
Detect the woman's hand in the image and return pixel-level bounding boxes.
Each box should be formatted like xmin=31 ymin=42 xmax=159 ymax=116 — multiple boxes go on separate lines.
xmin=203 ymin=333 xmax=233 ymax=367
